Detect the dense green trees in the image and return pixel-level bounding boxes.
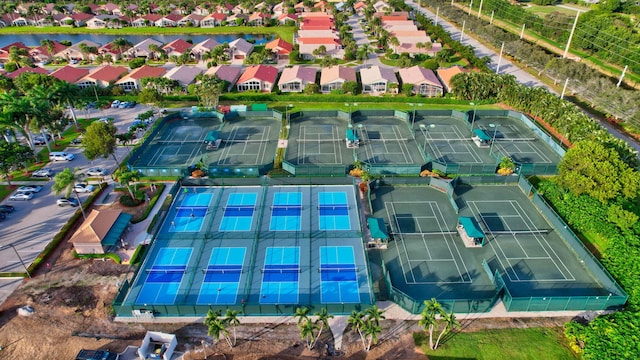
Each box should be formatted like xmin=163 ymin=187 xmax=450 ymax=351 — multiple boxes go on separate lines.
xmin=82 ymin=121 xmax=118 ymax=162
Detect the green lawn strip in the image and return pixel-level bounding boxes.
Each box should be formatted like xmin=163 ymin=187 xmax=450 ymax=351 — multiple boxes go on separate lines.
xmin=263 ymin=101 xmax=500 ymax=112
xmin=416 ymin=327 xmax=578 ymax=360
xmin=0 ymin=25 xmax=296 ymax=43
xmin=0 ymin=185 xmax=14 ymax=200
xmin=523 ymin=5 xmax=579 ymax=17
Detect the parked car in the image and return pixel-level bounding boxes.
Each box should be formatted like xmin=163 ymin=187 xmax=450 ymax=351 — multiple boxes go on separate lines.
xmin=86 ymin=167 xmax=107 ymax=176
xmin=126 ymin=101 xmax=137 ymax=108
xmin=74 ymin=183 xmax=95 ymax=193
xmin=32 ymin=168 xmax=53 ymax=178
xmin=49 ymin=152 xmax=75 ymax=161
xmin=17 ymin=185 xmax=42 ymax=193
xmin=71 ymin=137 xmax=82 ymax=145
xmin=10 ymin=192 xmax=34 ymax=201
xmin=57 ymin=197 xmax=79 ymax=207
xmin=33 ymin=134 xmax=52 ymax=145
xmin=0 ymin=204 xmax=15 ymax=213
xmin=110 ymin=100 xmax=121 ymax=108
xmin=119 ymin=102 xmax=129 ymax=108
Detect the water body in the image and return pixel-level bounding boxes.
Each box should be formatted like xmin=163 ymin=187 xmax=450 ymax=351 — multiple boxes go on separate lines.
xmin=0 ymin=33 xmax=273 ymax=48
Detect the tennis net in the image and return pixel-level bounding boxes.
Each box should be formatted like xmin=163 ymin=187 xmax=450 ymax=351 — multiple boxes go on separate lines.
xmin=391 ymin=231 xmax=458 ymax=236
xmin=295 ymin=138 xmax=344 ymax=143
xmin=146 ymin=268 xmax=185 ymax=274
xmin=155 ymin=140 xmax=205 ymax=146
xmin=202 ymin=268 xmax=242 ymax=274
xmin=319 ymin=266 xmax=358 ymax=272
xmin=487 ymin=229 xmax=551 ymax=235
xmin=317 ymin=205 xmax=350 ymax=210
xmin=175 ymin=206 xmax=208 ymax=211
xmin=426 ymin=137 xmax=536 ymax=142
xmin=223 ymin=206 xmax=256 ymax=211
xmin=363 ymin=138 xmax=410 ymax=142
xmin=261 ymin=267 xmax=301 ymax=273
xmin=223 ymin=139 xmax=270 ymax=144
xmin=271 ymin=205 xmax=304 ymax=210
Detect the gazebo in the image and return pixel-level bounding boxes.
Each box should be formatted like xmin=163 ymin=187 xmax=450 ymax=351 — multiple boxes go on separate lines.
xmin=70 ymin=209 xmax=132 ymax=254
xmin=472 ymin=129 xmax=491 ymax=148
xmin=457 ymin=216 xmax=486 ymax=247
xmin=346 ymin=128 xmax=360 ymax=148
xmin=367 ymin=217 xmax=388 ymax=249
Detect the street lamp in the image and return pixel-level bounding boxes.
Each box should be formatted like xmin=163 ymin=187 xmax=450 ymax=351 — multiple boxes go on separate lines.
xmin=469 ymin=102 xmax=478 ymax=133
xmin=4 ymin=244 xmax=31 ymax=278
xmin=285 ymin=103 xmax=293 ymax=124
xmin=345 ymin=103 xmax=358 ymax=125
xmin=419 ymin=124 xmax=435 ymax=152
xmin=489 ymin=123 xmax=500 ymax=156
xmin=409 ymin=103 xmax=423 ymax=128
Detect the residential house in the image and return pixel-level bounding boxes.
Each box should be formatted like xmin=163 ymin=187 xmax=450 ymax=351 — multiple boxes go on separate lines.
xmin=437 ymin=65 xmax=467 ymax=93
xmin=232 ymin=4 xmax=250 ymax=14
xmin=98 ymin=42 xmax=126 ymax=61
xmin=353 ymin=1 xmax=367 ymax=16
xmin=314 ymin=1 xmax=330 ymax=12
xmin=76 ymin=65 xmax=128 ymax=88
xmin=200 ymin=13 xmax=227 ymax=27
xmin=398 ymin=66 xmax=443 ymax=97
xmin=163 ymin=65 xmax=204 ymax=90
xmin=248 ymin=12 xmax=270 ymax=26
xmin=0 ymin=42 xmax=30 ymax=62
xmin=227 ymin=13 xmax=249 ymax=26
xmin=229 ymin=38 xmax=254 ymax=59
xmin=217 ymin=3 xmax=235 ymax=14
xmin=390 ymin=30 xmax=441 ymax=55
xmin=360 ymin=65 xmax=398 ymax=94
xmin=194 ymin=5 xmax=211 ymax=16
xmin=191 ymin=38 xmax=220 ymax=60
xmin=320 ymin=66 xmax=356 ymax=93
xmin=140 ymin=14 xmax=162 ymax=27
xmin=64 ymin=13 xmax=94 ymax=27
xmin=297 ymin=37 xmax=342 ymax=59
xmin=137 ymin=332 xmax=177 ymax=360
xmin=203 ymin=65 xmax=242 ymax=91
xmin=236 ymin=65 xmax=279 ymax=92
xmin=6 ymin=67 xmax=49 ymax=79
xmin=86 ymin=16 xmax=108 ymax=29
xmin=116 ymin=65 xmax=167 ymax=92
xmin=69 ymin=209 xmax=132 ymax=255
xmin=157 ymin=13 xmax=183 ymax=27
xmin=265 ymin=38 xmax=293 ymax=59
xmin=178 ymin=14 xmax=205 ymax=27
xmin=374 ymin=11 xmax=410 ymax=18
xmin=56 ymin=40 xmax=102 ymax=61
xmin=30 ymin=41 xmax=68 ymax=63
xmin=277 ymin=13 xmax=297 ymax=25
xmin=273 ymin=2 xmax=285 ymax=16
xmin=100 ymin=3 xmax=120 ymax=15
xmin=50 ymin=65 xmax=90 ymax=84
xmin=296 ymin=30 xmax=339 ymax=39
xmin=294 ymin=2 xmax=310 ymax=13
xmin=278 ymin=66 xmax=317 ymax=92
xmin=128 ymin=38 xmax=164 ymax=59
xmin=373 ymin=0 xmax=391 ymax=12
xmin=163 ymin=39 xmax=192 ymax=58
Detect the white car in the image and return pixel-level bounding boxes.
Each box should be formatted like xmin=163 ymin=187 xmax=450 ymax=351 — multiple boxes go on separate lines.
xmin=10 ymin=192 xmax=34 ymax=201
xmin=110 ymin=100 xmax=121 ymax=108
xmin=86 ymin=167 xmax=108 ymax=176
xmin=74 ymin=184 xmax=96 ymax=193
xmin=17 ymin=185 xmax=42 ymax=193
xmin=32 ymin=169 xmax=53 ymax=178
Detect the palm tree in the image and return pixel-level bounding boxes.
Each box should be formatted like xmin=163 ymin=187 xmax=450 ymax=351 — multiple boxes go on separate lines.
xmin=52 ymin=168 xmax=87 ymax=219
xmin=204 ymin=309 xmax=233 ymax=349
xmin=299 ymin=318 xmax=318 ymax=350
xmin=365 ymin=305 xmax=385 ymax=326
xmin=40 ymin=39 xmax=55 ymax=58
xmin=293 ymin=306 xmax=311 ymax=325
xmin=0 ymin=92 xmax=39 ymax=151
xmin=420 ymin=298 xmax=444 ymax=350
xmin=389 ymin=37 xmax=400 ymax=53
xmin=433 ymin=310 xmax=460 ymax=350
xmin=111 ymin=37 xmax=133 ymax=60
xmin=347 ymin=310 xmax=366 ymax=348
xmin=362 ymin=320 xmax=382 ymax=352
xmin=112 ymin=168 xmax=141 ymax=198
xmin=224 ymin=309 xmax=241 ymax=347
xmin=311 ymin=308 xmax=333 ymax=348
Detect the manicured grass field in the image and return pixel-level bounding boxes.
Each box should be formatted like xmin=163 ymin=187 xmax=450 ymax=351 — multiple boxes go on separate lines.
xmin=416 ymin=327 xmax=578 ymax=360
xmin=0 ymin=25 xmax=296 ymax=43
xmin=523 ymin=4 xmax=581 ymax=17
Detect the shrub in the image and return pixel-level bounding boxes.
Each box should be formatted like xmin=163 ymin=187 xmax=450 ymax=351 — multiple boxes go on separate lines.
xmin=129 ymin=244 xmax=147 ymax=265
xmin=131 ymin=184 xmax=166 ymax=224
xmin=119 ymin=194 xmax=142 ymax=207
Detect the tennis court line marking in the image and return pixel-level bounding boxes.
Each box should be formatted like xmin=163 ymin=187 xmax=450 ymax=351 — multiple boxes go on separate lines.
xmin=385 ymin=201 xmax=472 ymax=285
xmin=298 ymin=125 xmax=342 ymax=164
xmin=422 ymin=125 xmax=483 ymax=164
xmin=218 ymin=126 xmax=271 ymax=165
xmin=147 ymin=247 xmax=193 ymax=304
xmin=360 ymin=125 xmax=413 ymax=164
xmin=468 ymin=201 xmax=576 ymax=283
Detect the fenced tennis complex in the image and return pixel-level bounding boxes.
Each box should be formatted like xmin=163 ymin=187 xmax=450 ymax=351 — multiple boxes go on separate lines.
xmin=370 ymin=177 xmax=626 ymax=313
xmin=115 ymin=183 xmax=374 ymax=317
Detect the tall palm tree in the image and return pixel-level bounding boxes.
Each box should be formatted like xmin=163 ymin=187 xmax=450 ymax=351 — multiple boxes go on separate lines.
xmin=223 ymin=309 xmax=241 ymax=347
xmin=365 ymin=305 xmax=385 ymax=326
xmin=204 ymin=309 xmax=233 ymax=349
xmin=52 ymin=168 xmax=87 ymax=219
xmin=362 ymin=320 xmax=382 ymax=352
xmin=311 ymin=308 xmax=333 ymax=348
xmin=293 ymin=306 xmax=310 ymax=325
xmin=0 ymin=92 xmax=39 ymax=150
xmin=111 ymin=37 xmax=133 ymax=61
xmin=299 ymin=318 xmax=318 ymax=350
xmin=434 ymin=310 xmax=460 ymax=350
xmin=420 ymin=298 xmax=444 ymax=350
xmin=347 ymin=310 xmax=366 ymax=348
xmin=40 ymin=39 xmax=55 ymax=58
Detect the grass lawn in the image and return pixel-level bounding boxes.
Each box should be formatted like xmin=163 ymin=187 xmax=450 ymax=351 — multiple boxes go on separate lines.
xmin=0 ymin=25 xmax=296 ymax=43
xmin=263 ymin=101 xmax=501 ymax=112
xmin=0 ymin=185 xmax=15 ymax=201
xmin=416 ymin=327 xmax=578 ymax=360
xmin=523 ymin=4 xmax=580 ymax=17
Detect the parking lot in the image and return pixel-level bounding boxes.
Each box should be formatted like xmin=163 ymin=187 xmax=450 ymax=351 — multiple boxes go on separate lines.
xmin=0 ymin=105 xmax=154 ymax=304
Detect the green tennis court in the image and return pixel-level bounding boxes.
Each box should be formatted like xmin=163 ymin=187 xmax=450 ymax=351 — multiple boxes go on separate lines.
xmin=286 ymin=115 xmax=354 ymax=166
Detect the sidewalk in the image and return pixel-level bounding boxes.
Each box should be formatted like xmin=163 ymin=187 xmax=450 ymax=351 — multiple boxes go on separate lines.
xmin=113 ymin=182 xmax=174 ymax=263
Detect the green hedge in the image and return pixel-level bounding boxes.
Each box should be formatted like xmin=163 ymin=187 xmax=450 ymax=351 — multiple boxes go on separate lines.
xmin=131 ymin=183 xmax=166 ymax=224
xmin=73 ymin=251 xmax=122 ymax=264
xmin=219 ymin=92 xmax=473 ymax=104
xmin=129 ymin=244 xmax=148 ymax=266
xmin=26 ymin=184 xmax=108 ymax=275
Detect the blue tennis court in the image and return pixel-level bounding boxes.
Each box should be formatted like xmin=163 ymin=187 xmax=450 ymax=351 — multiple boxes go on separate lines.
xmin=260 ymin=247 xmax=300 ymax=304
xmin=137 ymin=247 xmax=193 ymax=305
xmin=320 ymin=246 xmax=360 ymax=303
xmin=318 ymin=191 xmax=351 ymax=230
xmin=169 ymin=192 xmax=213 ymax=232
xmin=198 ymin=247 xmax=246 ymax=305
xmin=219 ymin=193 xmax=257 ymax=231
xmin=270 ymin=192 xmax=303 ymax=231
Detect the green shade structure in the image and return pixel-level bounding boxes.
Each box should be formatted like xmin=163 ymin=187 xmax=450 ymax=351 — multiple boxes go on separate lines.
xmin=367 ymin=217 xmax=389 ymax=240
xmin=473 ymin=129 xmax=491 ymax=141
xmin=251 ymin=103 xmax=268 ymax=111
xmin=101 ymin=213 xmax=133 ymax=247
xmin=205 ymin=130 xmax=220 ymax=143
xmin=346 ymin=129 xmax=359 ymax=142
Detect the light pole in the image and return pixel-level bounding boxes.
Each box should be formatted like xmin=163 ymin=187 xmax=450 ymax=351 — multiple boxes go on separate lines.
xmin=419 ymin=124 xmax=435 ymax=152
xmin=489 ymin=123 xmax=499 ymax=156
xmin=5 ymin=244 xmax=31 ymax=278
xmin=345 ymin=103 xmax=358 ymax=125
xmin=469 ymin=102 xmax=477 ymax=133
xmin=409 ymin=103 xmax=422 ymax=128
xmin=285 ymin=103 xmax=293 ymax=124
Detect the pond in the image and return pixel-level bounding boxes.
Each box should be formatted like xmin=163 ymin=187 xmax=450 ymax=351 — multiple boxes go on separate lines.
xmin=0 ymin=33 xmax=272 ymax=48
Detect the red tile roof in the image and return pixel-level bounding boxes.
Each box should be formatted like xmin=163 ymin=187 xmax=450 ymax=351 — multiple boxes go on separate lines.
xmin=163 ymin=39 xmax=192 ymax=54
xmin=1 ymin=41 xmax=29 ymax=52
xmin=31 ymin=41 xmax=68 ymax=57
xmin=71 ymin=13 xmax=94 ymax=22
xmin=143 ymin=14 xmax=162 ymax=22
xmin=7 ymin=66 xmax=49 ymax=79
xmin=126 ymin=65 xmax=167 ymax=79
xmin=50 ymin=65 xmax=90 ymax=83
xmin=86 ymin=65 xmax=128 ymax=82
xmin=297 ymin=37 xmax=341 ymax=45
xmin=238 ymin=65 xmax=278 ymax=84
xmin=164 ymin=13 xmax=183 ymax=22
xmin=266 ymin=38 xmax=293 ymax=54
